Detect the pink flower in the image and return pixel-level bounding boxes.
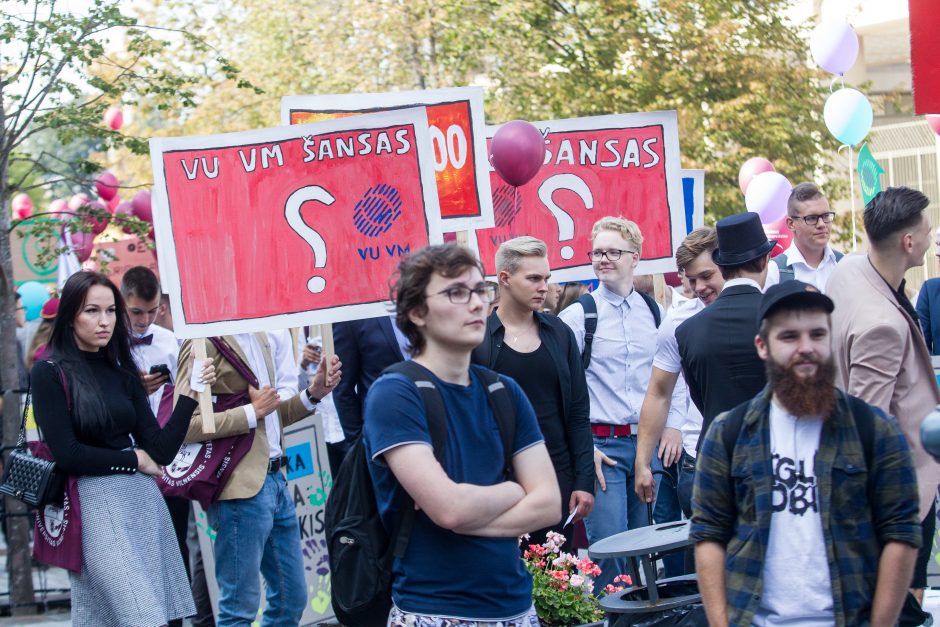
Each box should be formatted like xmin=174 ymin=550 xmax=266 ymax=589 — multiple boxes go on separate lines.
xmin=614 ymin=574 xmax=633 ymax=585
xmin=570 ymin=574 xmax=585 ymax=588
xmin=549 ymin=570 xmax=570 ymax=581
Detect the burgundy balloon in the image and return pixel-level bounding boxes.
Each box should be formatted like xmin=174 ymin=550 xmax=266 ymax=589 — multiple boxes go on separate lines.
xmin=131 ymin=190 xmax=153 ymax=223
xmin=489 ymin=120 xmax=546 ymax=187
xmin=71 ymin=231 xmax=95 ymax=263
xmin=95 ymin=171 xmax=119 ymax=201
xmin=86 ymin=200 xmax=110 ymax=234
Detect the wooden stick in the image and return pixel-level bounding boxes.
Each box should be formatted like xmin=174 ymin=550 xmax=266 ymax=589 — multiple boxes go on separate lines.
xmin=653 ymin=273 xmax=667 ymax=308
xmin=192 ymin=338 xmax=216 ymax=434
xmin=455 ymin=230 xmax=469 ymax=246
xmin=290 ymin=327 xmax=301 ymax=364
xmin=320 ymin=324 xmax=335 ymax=367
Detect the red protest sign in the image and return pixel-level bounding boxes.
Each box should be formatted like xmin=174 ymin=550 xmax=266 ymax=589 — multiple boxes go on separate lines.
xmin=473 ymin=111 xmax=685 ymax=280
xmin=150 ymin=109 xmax=442 ymax=338
xmin=910 ymin=0 xmax=940 ymax=115
xmin=282 ymin=88 xmax=493 ymax=231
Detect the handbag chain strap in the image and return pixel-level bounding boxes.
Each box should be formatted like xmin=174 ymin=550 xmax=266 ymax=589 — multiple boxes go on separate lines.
xmin=14 ymin=386 xmax=32 ymax=451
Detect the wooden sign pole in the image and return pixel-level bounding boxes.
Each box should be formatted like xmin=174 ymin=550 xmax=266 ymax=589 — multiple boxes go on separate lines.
xmin=192 ymin=338 xmax=216 ymax=434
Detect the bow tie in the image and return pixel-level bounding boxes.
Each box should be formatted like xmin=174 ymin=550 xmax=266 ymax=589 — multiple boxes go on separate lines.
xmin=131 ymin=334 xmax=153 ymax=346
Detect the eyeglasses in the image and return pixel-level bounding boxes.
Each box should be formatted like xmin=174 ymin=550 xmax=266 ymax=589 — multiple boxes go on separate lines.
xmin=430 ymin=283 xmax=499 ymax=304
xmin=588 ymin=249 xmax=637 ymax=262
xmin=792 ymin=212 xmax=835 ymax=226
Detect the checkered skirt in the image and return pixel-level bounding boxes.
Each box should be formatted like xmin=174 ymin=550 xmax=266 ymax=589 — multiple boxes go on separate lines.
xmin=70 ymin=472 xmax=196 ymax=627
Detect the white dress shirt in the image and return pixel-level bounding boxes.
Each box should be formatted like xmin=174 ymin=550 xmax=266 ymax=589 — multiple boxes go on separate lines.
xmin=130 ymin=324 xmax=180 ymax=417
xmin=233 ymin=331 xmax=317 ymax=459
xmin=764 ymin=244 xmax=841 ymax=293
xmin=560 ymin=284 xmax=675 ymax=426
xmin=653 ymin=297 xmax=705 ymax=457
xmin=296 ymin=330 xmax=344 ymax=444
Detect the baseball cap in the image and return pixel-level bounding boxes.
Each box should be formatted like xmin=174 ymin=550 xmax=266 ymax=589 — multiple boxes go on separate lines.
xmin=758 ymin=280 xmax=834 ymax=323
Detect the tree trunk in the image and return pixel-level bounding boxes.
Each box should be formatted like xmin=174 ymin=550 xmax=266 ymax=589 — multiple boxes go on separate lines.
xmin=0 ymin=156 xmax=38 ymax=614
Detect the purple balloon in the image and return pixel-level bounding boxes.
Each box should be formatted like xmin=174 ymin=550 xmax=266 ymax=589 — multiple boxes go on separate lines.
xmin=131 ymin=189 xmax=153 ymax=223
xmin=810 ymin=22 xmax=859 ymax=76
xmin=71 ymin=231 xmax=96 ymax=263
xmin=490 ymin=120 xmax=545 ymax=187
xmin=738 ymin=157 xmax=775 ymax=195
xmin=745 ymin=171 xmax=792 ymax=224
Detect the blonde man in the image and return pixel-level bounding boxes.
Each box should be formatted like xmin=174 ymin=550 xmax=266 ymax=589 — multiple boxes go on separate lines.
xmin=558 ymin=217 xmax=664 ymax=590
xmin=473 ymin=237 xmax=594 ymax=552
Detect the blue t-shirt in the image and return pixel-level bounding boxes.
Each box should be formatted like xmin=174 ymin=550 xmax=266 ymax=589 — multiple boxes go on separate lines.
xmin=363 ymin=364 xmax=544 ymax=619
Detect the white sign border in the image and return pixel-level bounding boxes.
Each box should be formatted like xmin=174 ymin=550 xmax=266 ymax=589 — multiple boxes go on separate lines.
xmin=281 ymin=87 xmax=494 ymax=232
xmin=149 ymin=107 xmax=442 ymax=339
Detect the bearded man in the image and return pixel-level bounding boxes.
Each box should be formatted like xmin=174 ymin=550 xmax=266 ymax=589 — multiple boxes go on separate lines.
xmin=690 ymin=281 xmax=921 ymax=627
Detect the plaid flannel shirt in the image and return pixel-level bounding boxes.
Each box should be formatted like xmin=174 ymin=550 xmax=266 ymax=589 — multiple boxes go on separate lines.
xmin=690 ymin=386 xmax=921 ymax=626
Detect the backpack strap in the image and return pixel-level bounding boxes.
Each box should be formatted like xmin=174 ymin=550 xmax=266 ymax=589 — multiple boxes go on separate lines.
xmin=719 ymin=402 xmax=750 ymax=458
xmin=773 ymin=253 xmax=796 ymax=283
xmin=576 ymin=293 xmax=598 ymax=369
xmin=637 ymin=290 xmax=662 ymax=328
xmin=471 ymin=365 xmax=517 ymax=479
xmin=381 ymin=361 xmax=449 ymax=559
xmin=834 ymin=250 xmax=844 ymax=262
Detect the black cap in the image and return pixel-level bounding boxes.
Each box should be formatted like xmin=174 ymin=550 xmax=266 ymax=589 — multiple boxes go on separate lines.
xmin=712 ymin=212 xmax=776 ymax=266
xmin=758 ymin=280 xmax=834 ymax=323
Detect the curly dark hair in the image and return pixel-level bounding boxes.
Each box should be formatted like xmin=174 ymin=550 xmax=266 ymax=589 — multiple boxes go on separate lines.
xmin=390 ymin=244 xmax=484 ymax=356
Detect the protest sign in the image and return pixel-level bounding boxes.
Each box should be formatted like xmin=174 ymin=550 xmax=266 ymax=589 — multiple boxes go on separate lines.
xmin=84 ymin=232 xmax=158 ymax=288
xmin=681 ymin=169 xmax=705 ymax=234
xmin=473 ymin=111 xmax=686 ymax=280
xmin=150 ymin=108 xmax=442 ymax=338
xmin=281 ymin=87 xmax=493 ymax=231
xmin=11 ymin=217 xmax=58 ymax=285
xmin=194 ymin=415 xmax=336 ymax=624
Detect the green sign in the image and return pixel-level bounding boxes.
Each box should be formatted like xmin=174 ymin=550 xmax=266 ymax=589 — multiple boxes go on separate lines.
xmin=857 ymin=143 xmax=885 ymax=206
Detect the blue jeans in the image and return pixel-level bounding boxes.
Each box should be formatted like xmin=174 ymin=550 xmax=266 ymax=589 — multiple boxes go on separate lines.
xmin=677 ymin=451 xmax=696 ymax=519
xmin=207 ymin=471 xmax=307 ymax=627
xmin=652 ymin=457 xmax=685 ymax=577
xmin=585 ymin=434 xmax=662 ymax=591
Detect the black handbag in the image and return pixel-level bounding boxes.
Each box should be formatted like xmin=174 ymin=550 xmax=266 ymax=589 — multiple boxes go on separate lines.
xmin=0 ymin=387 xmax=64 ymax=507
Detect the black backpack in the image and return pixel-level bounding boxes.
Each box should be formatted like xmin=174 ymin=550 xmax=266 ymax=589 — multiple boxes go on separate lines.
xmin=324 ymin=361 xmax=517 ymax=626
xmin=576 ymin=290 xmax=661 ymax=369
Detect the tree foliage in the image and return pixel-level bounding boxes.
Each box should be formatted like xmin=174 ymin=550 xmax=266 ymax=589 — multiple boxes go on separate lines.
xmin=133 ymin=0 xmax=838 ymax=220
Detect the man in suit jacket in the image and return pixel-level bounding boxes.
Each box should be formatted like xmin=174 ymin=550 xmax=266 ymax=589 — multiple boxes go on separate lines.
xmin=915 ymin=226 xmax=940 ymax=354
xmin=332 ymin=316 xmax=406 ymax=450
xmin=828 ymin=186 xmax=940 ymax=602
xmin=177 ymin=334 xmax=340 ymax=626
xmin=675 ymin=212 xmax=773 ymax=440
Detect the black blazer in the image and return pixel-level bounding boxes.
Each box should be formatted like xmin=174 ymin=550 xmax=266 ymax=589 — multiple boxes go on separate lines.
xmin=675 ymin=284 xmax=767 ymax=439
xmin=471 ymin=311 xmax=594 ymax=494
xmin=332 ymin=317 xmax=405 ymax=445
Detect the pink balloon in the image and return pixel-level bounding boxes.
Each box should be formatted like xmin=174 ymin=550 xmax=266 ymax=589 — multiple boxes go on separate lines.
xmin=68 ymin=193 xmax=90 ymax=211
xmin=48 ymin=199 xmax=68 ymax=219
xmin=745 ymin=171 xmax=792 ymax=224
xmin=103 ymin=107 xmax=123 ymax=130
xmin=107 ymin=194 xmax=120 ymax=212
xmin=12 ymin=193 xmax=32 ymax=213
xmin=762 ymin=216 xmax=794 ymax=258
xmin=95 ymin=171 xmax=119 ymax=201
xmin=738 ymin=157 xmax=776 ymax=195
xmin=86 ymin=200 xmax=110 ymax=234
xmin=16 ymin=206 xmax=31 ymax=220
xmin=490 ymin=120 xmax=545 ymax=187
xmin=131 ymin=190 xmax=153 ymax=223
xmin=71 ymin=231 xmax=96 ymax=263
xmin=928 ymin=115 xmax=940 ymax=137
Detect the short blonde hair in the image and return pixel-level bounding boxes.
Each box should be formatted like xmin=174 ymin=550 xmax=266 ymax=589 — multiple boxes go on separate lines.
xmin=591 ymin=216 xmax=643 ymax=256
xmin=495 ymin=236 xmax=548 ymax=274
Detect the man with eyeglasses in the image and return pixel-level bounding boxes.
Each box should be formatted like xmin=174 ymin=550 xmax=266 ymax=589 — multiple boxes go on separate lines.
xmin=558 ymin=216 xmax=669 ymax=590
xmin=770 ymin=182 xmax=844 ymax=292
xmin=364 ymin=243 xmax=559 ymax=624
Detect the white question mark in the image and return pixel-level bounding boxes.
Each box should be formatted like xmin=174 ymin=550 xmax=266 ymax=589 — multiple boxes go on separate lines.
xmin=285 ymin=185 xmax=335 ymax=294
xmin=538 ymin=173 xmax=594 ymax=260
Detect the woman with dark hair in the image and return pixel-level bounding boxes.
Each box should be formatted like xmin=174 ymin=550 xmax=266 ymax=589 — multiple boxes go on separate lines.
xmin=29 ymin=271 xmax=215 ymax=627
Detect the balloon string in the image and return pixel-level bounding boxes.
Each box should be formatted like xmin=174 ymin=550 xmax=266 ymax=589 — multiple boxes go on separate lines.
xmin=837 ymin=143 xmax=858 ymax=252
xmin=829 ymin=75 xmax=845 ymax=93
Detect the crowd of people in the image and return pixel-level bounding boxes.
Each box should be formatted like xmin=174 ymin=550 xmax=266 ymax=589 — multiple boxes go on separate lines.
xmin=5 ymin=182 xmax=939 ymax=627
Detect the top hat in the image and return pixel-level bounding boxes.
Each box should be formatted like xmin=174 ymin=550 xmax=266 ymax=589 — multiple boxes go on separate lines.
xmin=758 ymin=280 xmax=834 ymax=323
xmin=712 ymin=212 xmax=776 ymax=266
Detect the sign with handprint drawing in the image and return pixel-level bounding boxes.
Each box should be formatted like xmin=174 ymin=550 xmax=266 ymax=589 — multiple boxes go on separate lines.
xmin=194 ymin=416 xmax=336 ymax=624
xmin=150 ymin=108 xmax=441 ymax=338
xmin=473 ymin=111 xmax=686 ymax=280
xmin=281 ymin=87 xmax=494 ymax=231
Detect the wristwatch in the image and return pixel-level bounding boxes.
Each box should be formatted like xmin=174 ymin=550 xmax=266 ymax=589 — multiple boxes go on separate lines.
xmin=305 ymin=388 xmax=321 ymax=404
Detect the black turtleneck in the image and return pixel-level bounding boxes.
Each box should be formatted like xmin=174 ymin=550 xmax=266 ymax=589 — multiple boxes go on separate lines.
xmin=29 ymin=351 xmax=197 ymax=476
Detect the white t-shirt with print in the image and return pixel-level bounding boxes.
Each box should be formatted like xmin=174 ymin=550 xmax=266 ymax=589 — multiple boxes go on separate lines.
xmin=752 ymin=401 xmax=834 ymax=626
